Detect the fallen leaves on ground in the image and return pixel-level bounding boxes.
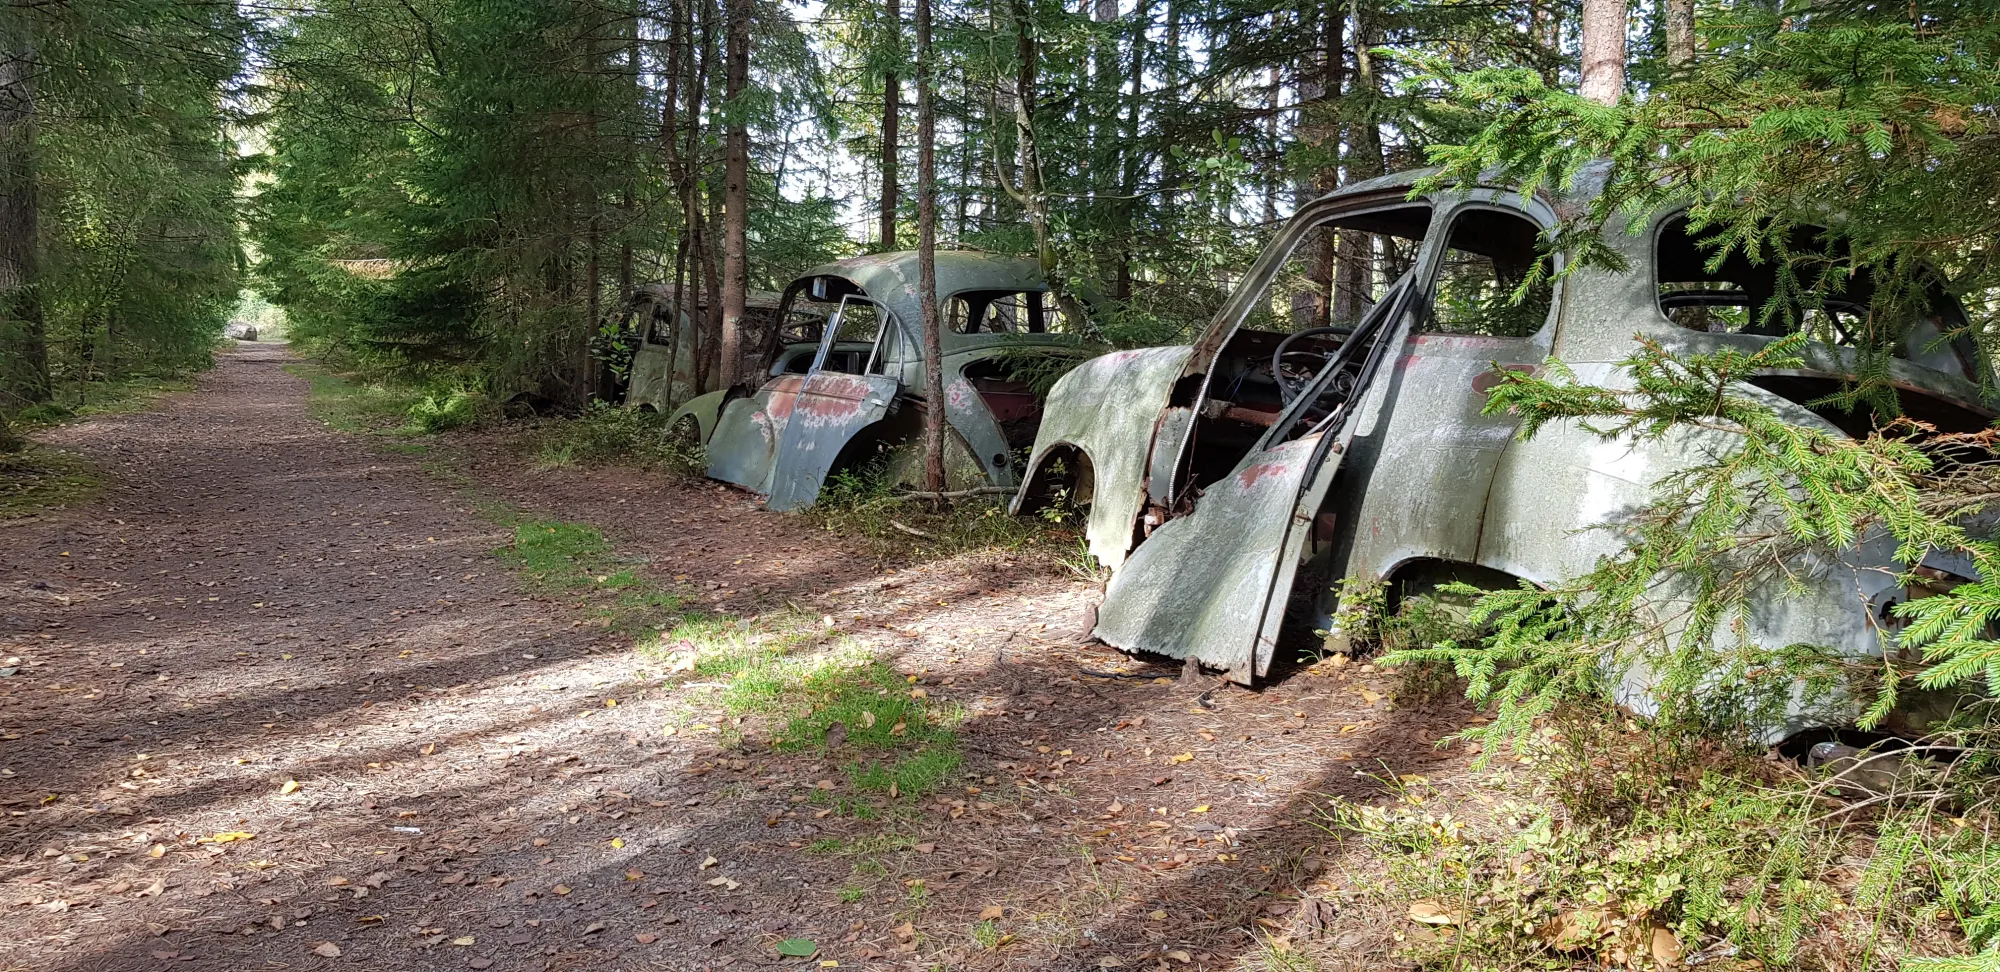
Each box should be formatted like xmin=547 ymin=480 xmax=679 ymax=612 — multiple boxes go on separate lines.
xmin=1407 ymin=900 xmax=1460 ymax=926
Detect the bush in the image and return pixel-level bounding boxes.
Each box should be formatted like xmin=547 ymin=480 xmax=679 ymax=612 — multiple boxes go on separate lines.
xmin=402 ymin=388 xmax=488 ymax=433
xmin=15 ymin=402 xmax=76 ymax=425
xmin=530 ymin=402 xmax=704 ymax=476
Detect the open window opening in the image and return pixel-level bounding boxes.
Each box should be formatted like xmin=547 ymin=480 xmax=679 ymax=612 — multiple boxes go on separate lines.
xmin=946 ymin=290 xmax=1075 ymax=334
xmin=643 ymin=300 xmax=677 ymax=346
xmin=1425 ymin=208 xmax=1553 ymax=337
xmin=811 ymin=296 xmax=891 ymax=376
xmin=1657 ymin=214 xmax=1988 ymax=435
xmin=1656 ymin=216 xmax=1877 ymax=342
xmin=1179 ymin=202 xmax=1433 ymax=493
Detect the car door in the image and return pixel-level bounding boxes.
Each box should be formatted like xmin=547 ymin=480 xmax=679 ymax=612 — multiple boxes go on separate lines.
xmin=763 ymin=295 xmax=903 ymax=512
xmin=1093 ymin=274 xmax=1429 ymax=682
xmin=625 ymin=298 xmax=682 ymax=410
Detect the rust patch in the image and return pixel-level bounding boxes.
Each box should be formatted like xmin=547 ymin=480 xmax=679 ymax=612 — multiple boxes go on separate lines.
xmin=765 ymin=375 xmax=806 ymax=421
xmin=1236 ymin=460 xmax=1291 ymax=491
xmin=793 ymin=373 xmax=874 ymax=428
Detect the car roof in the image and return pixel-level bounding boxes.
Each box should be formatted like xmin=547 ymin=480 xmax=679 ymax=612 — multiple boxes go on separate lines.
xmin=795 ymin=251 xmax=1046 ymax=325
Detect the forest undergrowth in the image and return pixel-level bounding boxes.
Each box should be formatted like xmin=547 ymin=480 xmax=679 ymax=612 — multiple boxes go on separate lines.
xmin=1325 ymin=338 xmax=2000 ymax=971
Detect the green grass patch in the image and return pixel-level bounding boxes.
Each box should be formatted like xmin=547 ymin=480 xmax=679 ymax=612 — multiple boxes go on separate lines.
xmin=492 ymin=518 xmax=685 ymax=635
xmin=653 ymin=614 xmax=965 ymax=807
xmin=290 ymin=363 xmax=493 ymax=436
xmin=19 ymin=374 xmax=200 ymax=431
xmin=292 ymin=365 xmax=427 ymax=435
xmin=498 ymin=520 xmax=613 ymax=588
xmin=803 ymin=833 xmax=917 ymax=857
xmin=1336 ymin=719 xmax=1991 ymax=971
xmin=0 ymin=447 xmax=105 ymax=520
xmin=851 ymin=747 xmax=962 ymax=799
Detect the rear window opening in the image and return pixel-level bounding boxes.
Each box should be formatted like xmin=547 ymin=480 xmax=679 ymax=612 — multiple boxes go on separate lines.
xmin=946 ymin=290 xmax=1074 ymax=334
xmin=1747 ymin=374 xmax=1994 ymax=440
xmin=1655 ymin=214 xmax=1979 ymax=382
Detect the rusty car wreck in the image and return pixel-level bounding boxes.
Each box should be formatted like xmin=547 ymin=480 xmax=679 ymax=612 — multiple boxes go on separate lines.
xmin=1014 ymin=166 xmax=1992 ymax=739
xmin=622 ymin=286 xmax=798 ymax=414
xmin=667 ymin=251 xmax=1079 ymax=511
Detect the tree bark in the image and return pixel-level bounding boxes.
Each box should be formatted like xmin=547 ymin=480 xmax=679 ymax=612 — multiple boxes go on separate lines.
xmin=1091 ymin=0 xmax=1117 ymax=211
xmin=1579 ymin=0 xmax=1627 ymax=105
xmin=618 ymin=17 xmax=639 ymax=311
xmin=720 ymin=0 xmax=750 ymax=389
xmin=1114 ymin=0 xmax=1146 ymax=301
xmin=1333 ymin=0 xmax=1382 ymax=324
xmin=1263 ymin=61 xmax=1280 ymax=225
xmin=917 ymin=0 xmax=945 ymax=493
xmin=1303 ymin=1 xmax=1344 ymax=327
xmin=1663 ymin=0 xmax=1694 ymax=66
xmin=879 ymin=0 xmax=901 ymax=251
xmin=0 ymin=4 xmax=47 ymax=406
xmin=700 ymin=175 xmax=723 ymax=392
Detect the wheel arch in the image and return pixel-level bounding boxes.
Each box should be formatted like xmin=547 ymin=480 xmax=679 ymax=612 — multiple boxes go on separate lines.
xmin=1015 ymin=440 xmax=1098 ymax=514
xmin=664 ymin=390 xmax=728 ymax=445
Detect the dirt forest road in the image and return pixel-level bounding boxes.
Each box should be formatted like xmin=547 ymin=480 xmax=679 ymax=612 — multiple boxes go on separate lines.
xmin=1 ymin=346 xmax=1481 ymax=972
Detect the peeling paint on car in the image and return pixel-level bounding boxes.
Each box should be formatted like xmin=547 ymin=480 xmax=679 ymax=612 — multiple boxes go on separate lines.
xmin=1021 ymin=165 xmax=1996 ymax=737
xmin=674 ymin=251 xmax=1087 ymax=508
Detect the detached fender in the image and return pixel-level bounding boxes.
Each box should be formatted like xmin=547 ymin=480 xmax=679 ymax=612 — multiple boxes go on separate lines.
xmin=665 ymin=390 xmax=728 ymax=445
xmin=1013 ymin=346 xmax=1194 ymax=570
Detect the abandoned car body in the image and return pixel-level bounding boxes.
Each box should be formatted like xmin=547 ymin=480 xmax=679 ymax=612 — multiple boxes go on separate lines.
xmin=668 ymin=251 xmax=1078 ymax=512
xmin=622 ymin=286 xmax=797 ymax=413
xmin=1014 ymin=167 xmax=1991 ymax=735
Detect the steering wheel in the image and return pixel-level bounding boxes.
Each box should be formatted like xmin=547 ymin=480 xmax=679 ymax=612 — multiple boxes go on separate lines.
xmin=1269 ymin=326 xmax=1352 ymax=405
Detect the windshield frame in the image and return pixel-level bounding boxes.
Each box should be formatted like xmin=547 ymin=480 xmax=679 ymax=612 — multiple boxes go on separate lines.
xmin=1184 ymin=190 xmax=1445 ymax=372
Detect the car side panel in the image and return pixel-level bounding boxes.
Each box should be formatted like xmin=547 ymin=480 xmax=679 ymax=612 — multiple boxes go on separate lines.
xmin=1094 ymin=435 xmax=1338 ymax=682
xmin=1326 ymin=334 xmax=1541 ymax=587
xmin=1013 ymin=346 xmax=1194 ymax=569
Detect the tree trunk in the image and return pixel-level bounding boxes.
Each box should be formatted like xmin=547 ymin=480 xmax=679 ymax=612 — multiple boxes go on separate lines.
xmin=618 ymin=18 xmax=639 ymax=310
xmin=1159 ymin=0 xmax=1182 ymax=219
xmin=1090 ymin=0 xmax=1117 ymax=210
xmin=690 ymin=0 xmax=721 ymax=393
xmin=1579 ymin=0 xmax=1627 ymax=105
xmin=720 ymin=0 xmax=750 ymax=389
xmin=917 ymin=0 xmax=945 ymax=493
xmin=1303 ymin=1 xmax=1344 ymax=327
xmin=700 ymin=181 xmax=723 ymax=392
xmin=1114 ymin=0 xmax=1146 ymax=302
xmin=1263 ymin=61 xmax=1280 ymax=225
xmin=0 ymin=4 xmax=47 ymax=406
xmin=987 ymin=0 xmax=1017 ymax=224
xmin=0 ymin=407 xmax=19 ymax=453
xmin=1663 ymin=0 xmax=1694 ymax=66
xmin=1333 ymin=0 xmax=1382 ymax=324
xmin=880 ymin=0 xmax=901 ymax=251
xmin=661 ymin=0 xmax=692 ymax=405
